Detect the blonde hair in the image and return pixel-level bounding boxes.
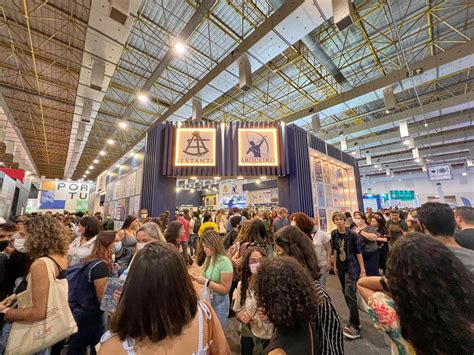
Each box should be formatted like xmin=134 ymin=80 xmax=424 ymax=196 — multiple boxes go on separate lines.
xmin=25 ymin=216 xmax=71 ymax=259
xmin=202 ymin=230 xmax=227 ymax=272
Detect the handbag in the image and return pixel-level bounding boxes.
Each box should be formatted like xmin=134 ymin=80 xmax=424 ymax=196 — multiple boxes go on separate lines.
xmin=6 ymin=257 xmax=78 ymax=354
xmin=199 ymin=285 xmax=212 ymax=303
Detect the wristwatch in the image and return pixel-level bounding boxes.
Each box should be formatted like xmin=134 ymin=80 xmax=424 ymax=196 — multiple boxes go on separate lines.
xmin=380 ymin=277 xmax=389 ymax=291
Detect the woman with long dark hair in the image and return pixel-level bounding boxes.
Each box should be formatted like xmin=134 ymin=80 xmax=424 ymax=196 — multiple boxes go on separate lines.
xmin=358 ymin=233 xmax=474 ymax=355
xmin=274 ymin=226 xmax=343 ymax=355
xmin=67 ymin=231 xmax=116 ymax=354
xmin=353 ymin=212 xmax=379 ymax=276
xmin=114 ymin=215 xmax=139 ymax=273
xmin=233 ymin=247 xmax=273 ymax=355
xmin=99 ymin=242 xmax=230 ymax=354
xmin=370 ymin=213 xmax=390 ymax=274
xmin=164 ymin=221 xmax=184 ymax=249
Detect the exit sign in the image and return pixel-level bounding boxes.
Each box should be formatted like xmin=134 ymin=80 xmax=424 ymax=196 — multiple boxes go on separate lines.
xmin=406 ymin=68 xmax=424 ymax=77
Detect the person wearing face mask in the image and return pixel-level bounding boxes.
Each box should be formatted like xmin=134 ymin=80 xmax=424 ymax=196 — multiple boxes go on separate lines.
xmin=138 ymin=208 xmax=149 ymax=223
xmin=136 ymin=222 xmax=165 ymax=251
xmin=233 ymin=247 xmax=273 ymax=355
xmin=68 ymin=216 xmax=101 ymax=267
xmin=0 ymin=222 xmax=16 ymax=301
xmin=352 ymin=212 xmax=380 ymax=277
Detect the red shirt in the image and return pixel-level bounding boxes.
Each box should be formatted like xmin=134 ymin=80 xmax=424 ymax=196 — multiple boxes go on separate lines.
xmin=178 ymin=217 xmax=190 ymax=242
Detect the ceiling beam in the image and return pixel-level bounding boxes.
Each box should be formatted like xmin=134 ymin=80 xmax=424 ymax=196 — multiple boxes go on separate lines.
xmin=280 ymin=41 xmax=473 ymax=124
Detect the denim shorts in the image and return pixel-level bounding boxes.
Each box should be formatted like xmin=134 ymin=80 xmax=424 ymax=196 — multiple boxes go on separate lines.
xmin=211 ymin=292 xmax=230 ymax=329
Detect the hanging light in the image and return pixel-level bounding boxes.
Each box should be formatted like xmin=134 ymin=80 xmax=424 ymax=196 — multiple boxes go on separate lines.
xmin=399 ymin=120 xmax=409 ymax=138
xmin=118 ymin=120 xmax=128 ymax=129
xmin=412 ymin=148 xmax=419 ymax=159
xmin=386 ymin=168 xmax=391 ymax=176
xmin=366 ymin=155 xmax=372 ymax=166
xmin=93 ymin=159 xmax=99 ymax=164
xmin=137 ymin=92 xmax=149 ymax=103
xmin=175 ymin=41 xmax=186 ymax=54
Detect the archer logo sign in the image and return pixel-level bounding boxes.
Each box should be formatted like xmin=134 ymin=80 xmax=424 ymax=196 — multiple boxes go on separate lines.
xmin=175 ymin=128 xmax=216 ymax=166
xmin=238 ymin=128 xmax=279 ymax=166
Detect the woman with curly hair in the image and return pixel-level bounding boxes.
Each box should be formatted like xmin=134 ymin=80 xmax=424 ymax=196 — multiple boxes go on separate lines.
xmin=255 ymin=257 xmax=321 ymax=354
xmin=357 ymin=232 xmax=474 ymax=355
xmin=233 ymin=247 xmax=273 ymax=355
xmin=0 ymin=216 xmax=71 ymax=354
xmin=274 ymin=226 xmax=343 ymax=355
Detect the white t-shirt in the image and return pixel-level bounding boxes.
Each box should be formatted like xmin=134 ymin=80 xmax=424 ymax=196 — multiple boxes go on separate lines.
xmin=68 ymin=236 xmax=96 ymax=267
xmin=312 ymin=229 xmax=331 ymax=267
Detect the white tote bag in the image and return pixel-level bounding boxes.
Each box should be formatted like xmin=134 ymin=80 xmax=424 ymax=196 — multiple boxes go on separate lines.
xmin=6 ymin=257 xmax=78 ymax=354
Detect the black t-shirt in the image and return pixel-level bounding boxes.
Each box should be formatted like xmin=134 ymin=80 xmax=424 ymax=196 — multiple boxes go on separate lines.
xmin=386 ymin=219 xmax=408 ymax=244
xmin=455 ymin=228 xmax=474 ymax=251
xmin=90 ymin=261 xmax=110 ymax=280
xmin=331 ymin=229 xmax=361 ymax=272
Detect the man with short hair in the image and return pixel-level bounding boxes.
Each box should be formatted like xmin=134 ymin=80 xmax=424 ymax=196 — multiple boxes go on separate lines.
xmin=386 ymin=208 xmax=408 ymax=245
xmin=454 ymin=207 xmax=474 ymax=250
xmin=272 ymin=207 xmax=289 ymax=233
xmin=418 ymin=202 xmax=474 ymax=272
xmin=331 ymin=211 xmax=366 ymax=340
xmin=226 ymin=207 xmax=246 ymax=232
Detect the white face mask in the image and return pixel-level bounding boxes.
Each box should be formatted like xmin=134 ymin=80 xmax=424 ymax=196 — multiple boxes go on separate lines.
xmin=14 ymin=238 xmax=27 ymax=253
xmin=136 ymin=242 xmax=146 ymax=251
xmin=114 ymin=241 xmax=122 ymax=253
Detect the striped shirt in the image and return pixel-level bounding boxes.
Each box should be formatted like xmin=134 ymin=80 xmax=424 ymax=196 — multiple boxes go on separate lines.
xmin=314 ymin=280 xmax=344 ymax=354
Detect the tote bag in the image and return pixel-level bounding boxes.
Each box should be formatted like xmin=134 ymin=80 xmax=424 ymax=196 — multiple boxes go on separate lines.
xmin=6 ymin=257 xmax=78 ymax=354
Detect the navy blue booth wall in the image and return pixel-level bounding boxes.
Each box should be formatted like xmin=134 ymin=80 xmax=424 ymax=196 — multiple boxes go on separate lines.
xmin=140 ymin=122 xmax=362 ymax=217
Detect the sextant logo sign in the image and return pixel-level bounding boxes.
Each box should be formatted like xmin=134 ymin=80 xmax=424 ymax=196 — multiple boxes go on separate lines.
xmin=174 ymin=128 xmax=216 ymax=166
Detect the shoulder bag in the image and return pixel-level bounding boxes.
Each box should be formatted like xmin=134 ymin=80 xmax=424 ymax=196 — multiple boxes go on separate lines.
xmin=6 ymin=257 xmax=77 ymax=354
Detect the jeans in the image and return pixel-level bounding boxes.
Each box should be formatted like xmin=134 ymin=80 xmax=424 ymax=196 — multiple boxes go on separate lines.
xmin=379 ymin=249 xmax=388 ymax=274
xmin=337 ymin=269 xmax=360 ymax=329
xmin=211 ymin=292 xmax=230 ymax=330
xmin=67 ymin=309 xmax=105 ymax=355
xmin=188 ymin=234 xmax=197 ymax=256
xmin=362 ymin=249 xmax=380 ymax=276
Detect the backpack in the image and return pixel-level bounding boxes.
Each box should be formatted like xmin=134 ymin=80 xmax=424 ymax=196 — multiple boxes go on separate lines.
xmin=193 ymin=218 xmax=202 ymax=234
xmin=67 ymin=259 xmax=104 ymax=312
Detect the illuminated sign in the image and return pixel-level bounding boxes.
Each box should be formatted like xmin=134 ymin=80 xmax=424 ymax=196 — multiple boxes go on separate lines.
xmin=175 ymin=128 xmax=216 ymax=166
xmin=238 ymin=128 xmax=279 ymax=166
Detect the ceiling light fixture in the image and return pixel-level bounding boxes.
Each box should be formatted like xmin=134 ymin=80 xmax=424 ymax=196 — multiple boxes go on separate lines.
xmin=93 ymin=159 xmax=99 ymax=164
xmin=462 ymin=172 xmax=467 ymax=176
xmin=99 ymin=150 xmax=106 ymax=156
xmin=175 ymin=41 xmax=186 ymax=54
xmin=118 ymin=120 xmax=128 ymax=129
xmin=424 ymin=122 xmax=428 ymax=127
xmin=237 ymin=176 xmax=244 ymax=180
xmin=137 ymin=92 xmax=149 ymax=103
xmin=67 ymin=178 xmax=71 ymax=182
xmin=214 ymin=176 xmax=221 ymax=180
xmin=85 ymin=170 xmax=90 ymax=174
xmin=89 ymin=165 xmax=94 ymax=169
xmin=107 ymin=139 xmax=115 ymax=145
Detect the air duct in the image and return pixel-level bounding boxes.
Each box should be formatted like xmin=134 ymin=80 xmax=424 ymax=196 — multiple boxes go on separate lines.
xmin=383 ymin=87 xmax=396 ymax=111
xmin=90 ymin=58 xmax=105 ymax=91
xmin=311 ymin=114 xmax=321 ymax=133
xmin=192 ymin=98 xmax=202 ymax=121
xmin=109 ymin=0 xmax=130 ymax=25
xmin=82 ymin=99 xmax=92 ymax=123
xmin=238 ymin=53 xmax=252 ymax=92
xmin=332 ymin=0 xmax=355 ymax=31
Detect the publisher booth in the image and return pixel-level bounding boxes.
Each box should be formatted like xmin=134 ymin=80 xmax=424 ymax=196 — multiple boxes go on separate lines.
xmin=140 ymin=121 xmax=363 ymax=229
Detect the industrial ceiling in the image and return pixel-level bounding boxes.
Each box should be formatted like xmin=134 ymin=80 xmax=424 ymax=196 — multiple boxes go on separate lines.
xmin=0 ymin=0 xmax=472 ymax=180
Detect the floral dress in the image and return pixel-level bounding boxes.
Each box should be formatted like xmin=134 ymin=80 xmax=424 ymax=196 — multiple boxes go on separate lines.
xmin=367 ymin=292 xmax=416 ymax=355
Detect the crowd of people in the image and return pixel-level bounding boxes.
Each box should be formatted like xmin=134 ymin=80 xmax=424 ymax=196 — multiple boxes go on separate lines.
xmin=0 ymin=203 xmax=472 ymax=354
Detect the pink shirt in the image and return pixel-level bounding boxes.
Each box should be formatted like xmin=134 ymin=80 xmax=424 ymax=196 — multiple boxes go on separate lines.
xmin=178 ymin=217 xmax=190 ymax=243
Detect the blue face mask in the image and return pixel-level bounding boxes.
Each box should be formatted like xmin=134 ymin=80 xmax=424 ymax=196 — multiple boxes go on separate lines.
xmin=114 ymin=241 xmax=122 ymax=253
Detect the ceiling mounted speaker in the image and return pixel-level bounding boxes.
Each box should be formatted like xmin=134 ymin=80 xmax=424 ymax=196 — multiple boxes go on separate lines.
xmin=77 ymin=122 xmax=86 ymax=141
xmin=332 ymin=0 xmax=355 ymax=31
xmin=340 ymin=137 xmax=347 ymax=151
xmin=192 ymin=97 xmax=202 ymax=121
xmin=383 ymin=87 xmax=396 ymax=111
xmin=311 ymin=114 xmax=321 ymax=133
xmin=238 ymin=53 xmax=252 ymax=91
xmin=109 ymin=0 xmax=130 ymax=25
xmin=73 ymin=140 xmax=81 ymax=154
xmin=90 ymin=58 xmax=105 ymax=91
xmin=82 ymin=99 xmax=92 ymax=123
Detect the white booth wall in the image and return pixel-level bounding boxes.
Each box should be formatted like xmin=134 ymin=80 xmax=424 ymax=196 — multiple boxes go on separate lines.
xmin=362 ymin=173 xmax=474 ymax=206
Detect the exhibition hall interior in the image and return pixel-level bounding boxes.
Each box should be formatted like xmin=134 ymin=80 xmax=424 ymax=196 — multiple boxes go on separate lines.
xmin=0 ymin=0 xmax=472 ymax=354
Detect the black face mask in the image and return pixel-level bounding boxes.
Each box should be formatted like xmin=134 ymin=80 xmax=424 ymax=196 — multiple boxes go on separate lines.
xmin=0 ymin=239 xmax=10 ymax=252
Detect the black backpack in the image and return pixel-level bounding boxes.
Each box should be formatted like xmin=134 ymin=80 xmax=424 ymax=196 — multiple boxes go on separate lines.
xmin=193 ymin=218 xmax=201 ymax=234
